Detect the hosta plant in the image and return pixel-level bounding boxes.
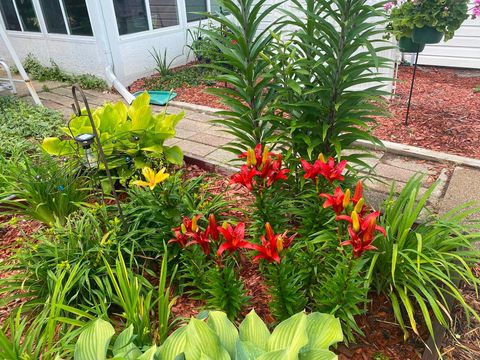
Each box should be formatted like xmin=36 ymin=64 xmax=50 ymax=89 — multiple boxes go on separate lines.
xmin=74 ymin=319 xmax=157 ymax=360
xmin=158 ymin=310 xmax=343 ymax=359
xmin=42 ymin=92 xmax=184 ymax=189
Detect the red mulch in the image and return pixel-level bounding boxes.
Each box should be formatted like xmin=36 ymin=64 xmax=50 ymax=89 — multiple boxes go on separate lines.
xmin=374 ymin=66 xmax=480 ymax=159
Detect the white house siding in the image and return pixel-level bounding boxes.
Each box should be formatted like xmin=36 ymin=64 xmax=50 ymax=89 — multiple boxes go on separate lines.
xmin=0 ymin=0 xmax=107 ymax=78
xmin=417 ymin=8 xmax=480 ymax=69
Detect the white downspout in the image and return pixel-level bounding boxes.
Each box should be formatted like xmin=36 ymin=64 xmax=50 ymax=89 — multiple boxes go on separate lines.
xmin=96 ymin=1 xmax=135 ymax=104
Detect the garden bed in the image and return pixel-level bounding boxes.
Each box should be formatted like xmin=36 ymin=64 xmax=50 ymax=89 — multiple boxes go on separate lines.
xmin=0 ymin=164 xmax=427 ymax=359
xmin=130 ymin=65 xmax=480 ymax=159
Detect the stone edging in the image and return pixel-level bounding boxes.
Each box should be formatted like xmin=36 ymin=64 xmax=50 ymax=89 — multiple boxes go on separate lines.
xmin=170 ymin=101 xmax=480 ymax=170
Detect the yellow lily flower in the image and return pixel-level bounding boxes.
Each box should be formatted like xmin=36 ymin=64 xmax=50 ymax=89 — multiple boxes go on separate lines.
xmin=132 ymin=167 xmax=169 ymax=190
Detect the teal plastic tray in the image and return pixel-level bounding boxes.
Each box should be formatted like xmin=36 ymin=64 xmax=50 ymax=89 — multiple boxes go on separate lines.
xmin=133 ymin=91 xmax=177 ymax=106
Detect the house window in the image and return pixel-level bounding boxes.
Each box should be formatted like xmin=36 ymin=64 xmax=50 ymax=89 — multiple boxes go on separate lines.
xmin=112 ymin=0 xmax=179 ymax=35
xmin=0 ymin=0 xmax=40 ymax=32
xmin=185 ymin=0 xmax=207 ymax=22
xmin=39 ymin=0 xmax=93 ymax=36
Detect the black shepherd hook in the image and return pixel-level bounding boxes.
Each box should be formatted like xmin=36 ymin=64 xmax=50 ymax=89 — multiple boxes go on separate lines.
xmin=405 ymin=51 xmax=419 ymax=126
xmin=71 ymin=84 xmax=126 ymax=225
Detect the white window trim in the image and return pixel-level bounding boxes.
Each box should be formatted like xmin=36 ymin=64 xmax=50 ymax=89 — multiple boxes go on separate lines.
xmin=58 ymin=0 xmax=71 ymax=35
xmin=11 ymin=0 xmax=24 ymax=31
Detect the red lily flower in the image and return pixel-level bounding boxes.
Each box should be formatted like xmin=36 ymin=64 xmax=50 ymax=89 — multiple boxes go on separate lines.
xmin=319 ymin=158 xmax=347 ymax=183
xmin=252 ymin=223 xmax=296 ymax=264
xmin=186 ymin=231 xmax=211 ymax=255
xmin=239 ymin=144 xmax=263 ymax=166
xmin=336 ymin=211 xmax=386 ymax=258
xmin=231 ymin=164 xmax=261 ymax=190
xmin=319 ymin=187 xmax=347 ymax=215
xmin=264 ymin=154 xmax=289 ymax=186
xmin=351 ymin=181 xmax=367 ymax=214
xmin=300 ymin=159 xmax=323 ymax=180
xmin=169 ymin=215 xmax=202 ymax=247
xmin=217 ymin=222 xmax=256 ymax=256
xmin=206 ymin=214 xmax=219 ymax=241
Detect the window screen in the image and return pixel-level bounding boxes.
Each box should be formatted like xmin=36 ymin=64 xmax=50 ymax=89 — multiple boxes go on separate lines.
xmin=0 ymin=0 xmax=22 ymax=31
xmin=113 ymin=0 xmax=149 ymax=35
xmin=149 ymin=0 xmax=179 ymax=29
xmin=63 ymin=0 xmax=93 ymax=35
xmin=185 ymin=0 xmax=207 ymax=22
xmin=39 ymin=0 xmax=68 ymax=34
xmin=15 ymin=0 xmax=40 ymax=32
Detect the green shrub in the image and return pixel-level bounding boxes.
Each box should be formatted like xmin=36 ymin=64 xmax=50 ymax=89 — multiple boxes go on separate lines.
xmin=371 ymin=176 xmax=480 ymax=343
xmin=23 ymin=53 xmax=108 ymax=90
xmin=0 ymin=96 xmax=63 ymax=157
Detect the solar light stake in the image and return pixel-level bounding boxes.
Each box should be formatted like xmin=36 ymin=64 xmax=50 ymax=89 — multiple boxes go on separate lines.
xmin=70 ymin=84 xmax=126 ymax=225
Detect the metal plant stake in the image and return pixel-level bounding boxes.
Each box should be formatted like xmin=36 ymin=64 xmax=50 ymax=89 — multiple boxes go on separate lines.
xmin=70 ymin=84 xmax=126 ymax=223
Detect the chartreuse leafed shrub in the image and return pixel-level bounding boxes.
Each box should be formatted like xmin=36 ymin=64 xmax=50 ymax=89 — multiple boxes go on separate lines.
xmin=42 ymin=92 xmax=184 ymax=190
xmin=0 ymin=154 xmax=89 ymax=226
xmin=371 ymin=176 xmax=480 ymax=342
xmin=73 ymin=310 xmax=343 ymax=360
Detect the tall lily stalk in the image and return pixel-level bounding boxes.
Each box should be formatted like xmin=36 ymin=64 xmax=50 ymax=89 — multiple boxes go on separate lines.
xmin=203 ymin=0 xmax=282 ymax=154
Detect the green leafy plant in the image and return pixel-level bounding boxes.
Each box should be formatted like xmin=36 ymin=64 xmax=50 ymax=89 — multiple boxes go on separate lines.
xmin=0 ymin=96 xmax=63 ymax=157
xmin=158 ymin=309 xmax=343 ymax=359
xmin=73 ymin=319 xmax=157 ymax=360
xmin=204 ymin=0 xmax=281 ymax=153
xmin=187 ymin=21 xmax=227 ymax=64
xmin=204 ymin=265 xmax=250 ymax=320
xmin=23 ymin=53 xmax=108 ymax=90
xmin=42 ymin=92 xmax=184 ymax=188
xmin=125 ymin=171 xmax=230 ymax=254
xmin=0 ymin=206 xmax=123 ymax=311
xmin=104 ymin=249 xmax=155 ymax=347
xmin=149 ymin=48 xmax=179 ymax=77
xmin=474 ymin=85 xmax=480 ymax=93
xmin=371 ymin=176 xmax=480 ymax=344
xmin=385 ymin=0 xmax=470 ymax=41
xmin=143 ymin=65 xmax=218 ymax=90
xmin=0 ymin=154 xmax=89 ymax=226
xmin=272 ymin=0 xmax=389 ymax=162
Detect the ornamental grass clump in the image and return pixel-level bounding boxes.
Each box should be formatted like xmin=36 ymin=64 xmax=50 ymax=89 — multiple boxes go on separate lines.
xmin=371 ymin=176 xmax=480 ymax=345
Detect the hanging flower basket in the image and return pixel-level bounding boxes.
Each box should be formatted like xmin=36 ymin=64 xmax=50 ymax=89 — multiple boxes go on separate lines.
xmin=412 ymin=26 xmax=443 ymax=44
xmin=398 ymin=37 xmax=425 ymax=53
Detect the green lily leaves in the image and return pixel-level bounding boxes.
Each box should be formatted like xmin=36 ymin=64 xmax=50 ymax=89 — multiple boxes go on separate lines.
xmin=158 ymin=310 xmax=343 ymax=360
xmin=41 ymin=92 xmax=184 ymax=183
